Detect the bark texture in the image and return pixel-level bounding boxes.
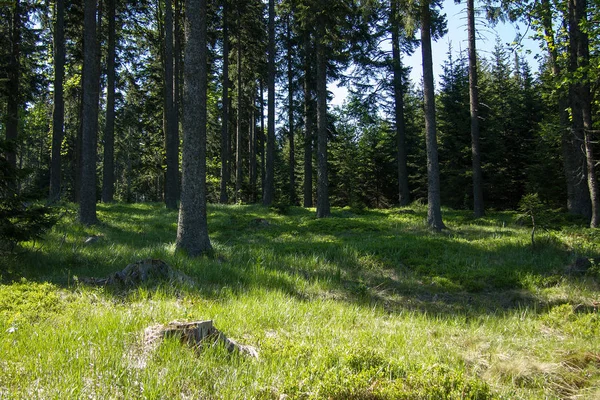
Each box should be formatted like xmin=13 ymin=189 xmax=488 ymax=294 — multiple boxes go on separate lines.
xmin=176 ymin=0 xmax=212 ymax=256
xmin=102 ymin=0 xmax=116 ymax=203
xmin=79 ymin=0 xmax=100 ymax=225
xmin=5 ymin=0 xmax=20 ymax=170
xmin=219 ymin=0 xmax=230 ymax=204
xmin=390 ymin=0 xmax=410 ymax=206
xmin=164 ymin=0 xmax=179 ymax=209
xmin=421 ymin=0 xmax=444 ymax=230
xmin=263 ymin=0 xmax=275 ymax=206
xmin=50 ymin=0 xmax=65 ymax=201
xmin=467 ymin=0 xmax=484 ymax=217
xmin=303 ymin=32 xmax=313 ymax=208
xmin=315 ymin=15 xmax=329 ymax=218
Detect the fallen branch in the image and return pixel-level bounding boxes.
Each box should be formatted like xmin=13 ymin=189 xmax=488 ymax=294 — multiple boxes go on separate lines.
xmin=144 ymin=320 xmax=259 ymax=358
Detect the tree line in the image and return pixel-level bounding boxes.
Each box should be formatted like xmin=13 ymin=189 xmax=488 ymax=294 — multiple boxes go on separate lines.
xmin=1 ymin=0 xmax=598 ymax=253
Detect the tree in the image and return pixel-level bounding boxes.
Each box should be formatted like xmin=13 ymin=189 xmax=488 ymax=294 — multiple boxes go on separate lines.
xmin=420 ymin=0 xmax=445 ymax=230
xmin=4 ymin=0 xmax=21 ymax=171
xmin=286 ymin=11 xmax=297 ymax=205
xmin=390 ymin=0 xmax=411 ymax=206
xmin=568 ymin=0 xmax=598 ymax=227
xmin=176 ymin=0 xmax=212 ymax=256
xmin=466 ymin=0 xmax=484 ymax=217
xmin=302 ymin=29 xmax=314 ymax=208
xmin=164 ymin=0 xmax=179 ymax=209
xmin=315 ymin=9 xmax=329 ymax=218
xmin=437 ymin=47 xmax=470 ymax=210
xmin=50 ymin=0 xmax=66 ymax=202
xmin=507 ymin=0 xmax=591 ymax=218
xmin=234 ymin=2 xmax=244 ymax=203
xmin=1 ymin=141 xmax=58 ymax=249
xmin=263 ymin=0 xmax=275 ymax=206
xmin=79 ymin=0 xmax=100 ymax=225
xmin=219 ymin=0 xmax=230 ymax=204
xmin=102 ymin=0 xmax=117 ymax=203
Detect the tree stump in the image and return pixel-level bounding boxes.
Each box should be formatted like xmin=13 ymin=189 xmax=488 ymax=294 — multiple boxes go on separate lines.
xmin=80 ymin=258 xmax=194 ymax=286
xmin=144 ymin=320 xmax=258 ymax=358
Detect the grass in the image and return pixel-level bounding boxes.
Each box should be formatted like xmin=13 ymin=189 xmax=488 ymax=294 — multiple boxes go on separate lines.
xmin=1 ymin=202 xmax=599 ymax=399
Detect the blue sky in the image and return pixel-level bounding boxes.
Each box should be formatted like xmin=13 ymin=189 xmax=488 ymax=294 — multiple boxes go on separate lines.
xmin=330 ymin=0 xmax=541 ymax=106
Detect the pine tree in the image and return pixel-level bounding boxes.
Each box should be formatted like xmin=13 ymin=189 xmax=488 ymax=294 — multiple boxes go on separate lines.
xmin=176 ymin=0 xmax=212 ymax=256
xmin=79 ymin=0 xmax=100 ymax=225
xmin=50 ymin=0 xmax=66 ymax=202
xmin=420 ymin=0 xmax=445 ymax=230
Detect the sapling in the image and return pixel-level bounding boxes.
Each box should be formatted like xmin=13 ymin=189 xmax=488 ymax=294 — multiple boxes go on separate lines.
xmin=518 ymin=193 xmax=544 ymax=246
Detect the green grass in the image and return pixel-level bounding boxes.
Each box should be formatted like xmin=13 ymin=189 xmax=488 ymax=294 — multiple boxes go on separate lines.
xmin=1 ymin=203 xmax=599 ymax=399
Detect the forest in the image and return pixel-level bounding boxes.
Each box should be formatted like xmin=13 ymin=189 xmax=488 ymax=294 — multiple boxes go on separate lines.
xmin=1 ymin=0 xmax=600 ymax=398
xmin=1 ymin=0 xmax=598 ymax=234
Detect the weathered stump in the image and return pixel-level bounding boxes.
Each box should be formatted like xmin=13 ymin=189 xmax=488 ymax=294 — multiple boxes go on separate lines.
xmin=80 ymin=258 xmax=193 ymax=286
xmin=144 ymin=320 xmax=258 ymax=358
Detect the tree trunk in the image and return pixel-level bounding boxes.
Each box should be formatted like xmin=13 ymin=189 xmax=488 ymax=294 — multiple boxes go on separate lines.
xmin=390 ymin=0 xmax=410 ymax=206
xmin=538 ymin=0 xmax=585 ymax=218
xmin=421 ymin=0 xmax=444 ymax=230
xmin=79 ymin=0 xmax=100 ymax=225
xmin=566 ymin=0 xmax=592 ymax=220
xmin=250 ymin=106 xmax=257 ymax=202
xmin=175 ymin=0 xmax=182 ymax=131
xmin=5 ymin=0 xmax=20 ymax=171
xmin=164 ymin=0 xmax=179 ymax=209
xmin=176 ymin=0 xmax=212 ymax=256
xmin=467 ymin=0 xmax=484 ymax=217
xmin=219 ymin=0 xmax=230 ymax=204
xmin=260 ymin=80 xmax=266 ymax=192
xmin=235 ymin=14 xmax=243 ymax=203
xmin=572 ymin=0 xmax=598 ymax=227
xmin=287 ymin=15 xmax=296 ymax=205
xmin=303 ymin=32 xmax=313 ymax=208
xmin=263 ymin=0 xmax=276 ymax=206
xmin=315 ymin=15 xmax=329 ymax=218
xmin=102 ymin=0 xmax=116 ymax=203
xmin=50 ymin=0 xmax=65 ymax=201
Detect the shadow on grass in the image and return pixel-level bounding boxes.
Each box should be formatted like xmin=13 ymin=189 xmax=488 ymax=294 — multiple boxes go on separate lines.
xmin=1 ymin=203 xmax=598 ymax=318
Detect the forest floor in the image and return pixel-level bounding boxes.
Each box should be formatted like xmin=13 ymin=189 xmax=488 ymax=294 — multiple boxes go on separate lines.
xmin=1 ymin=202 xmax=599 ymax=399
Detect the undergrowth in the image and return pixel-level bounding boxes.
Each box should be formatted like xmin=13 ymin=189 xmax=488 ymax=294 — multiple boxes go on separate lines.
xmin=1 ymin=203 xmax=599 ymax=399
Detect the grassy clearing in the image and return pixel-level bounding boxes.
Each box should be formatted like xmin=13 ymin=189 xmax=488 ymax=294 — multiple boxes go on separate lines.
xmin=1 ymin=203 xmax=599 ymax=399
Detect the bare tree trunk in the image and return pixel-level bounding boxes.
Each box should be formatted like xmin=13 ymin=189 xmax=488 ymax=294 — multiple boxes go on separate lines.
xmin=467 ymin=0 xmax=484 ymax=217
xmin=287 ymin=14 xmax=296 ymax=205
xmin=50 ymin=0 xmax=65 ymax=201
xmin=235 ymin=13 xmax=243 ymax=203
xmin=390 ymin=0 xmax=410 ymax=206
xmin=421 ymin=0 xmax=444 ymax=230
xmin=79 ymin=0 xmax=100 ymax=225
xmin=260 ymin=81 xmax=265 ymax=193
xmin=566 ymin=0 xmax=592 ymax=220
xmin=303 ymin=32 xmax=313 ymax=208
xmin=219 ymin=0 xmax=230 ymax=204
xmin=174 ymin=0 xmax=183 ymax=148
xmin=102 ymin=0 xmax=116 ymax=203
xmin=164 ymin=0 xmax=179 ymax=209
xmin=315 ymin=15 xmax=329 ymax=218
xmin=263 ymin=0 xmax=275 ymax=206
xmin=250 ymin=105 xmax=257 ymax=202
xmin=5 ymin=0 xmax=20 ymax=171
xmin=176 ymin=0 xmax=212 ymax=256
xmin=572 ymin=0 xmax=599 ymax=227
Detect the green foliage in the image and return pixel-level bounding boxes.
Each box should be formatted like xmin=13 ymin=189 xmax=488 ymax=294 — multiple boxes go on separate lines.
xmin=518 ymin=193 xmax=546 ymax=246
xmin=1 ymin=203 xmax=599 ymax=398
xmin=0 ymin=141 xmax=58 ymax=249
xmin=0 ymin=280 xmax=65 ymax=326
